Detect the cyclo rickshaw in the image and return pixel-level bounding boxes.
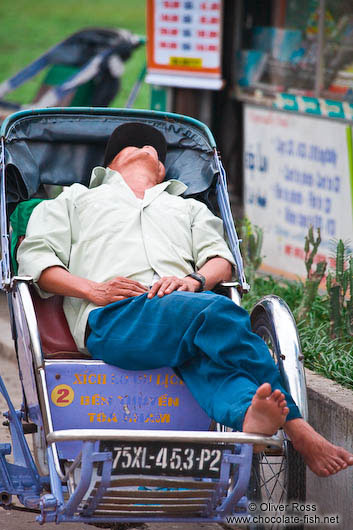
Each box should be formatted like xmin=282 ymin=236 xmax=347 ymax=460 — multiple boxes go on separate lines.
xmin=0 ymin=107 xmax=308 ymax=528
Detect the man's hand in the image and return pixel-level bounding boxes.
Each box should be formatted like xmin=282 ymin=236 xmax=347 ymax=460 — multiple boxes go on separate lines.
xmin=38 ymin=267 xmax=148 ymax=306
xmin=87 ymin=277 xmax=148 ymax=306
xmin=37 ymin=255 xmax=232 ymax=305
xmin=147 ymin=276 xmax=199 ymax=299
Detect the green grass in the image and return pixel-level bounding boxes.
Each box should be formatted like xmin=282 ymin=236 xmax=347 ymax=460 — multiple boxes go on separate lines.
xmin=242 ymin=275 xmax=353 ymax=390
xmin=0 ymin=0 xmax=149 ymax=109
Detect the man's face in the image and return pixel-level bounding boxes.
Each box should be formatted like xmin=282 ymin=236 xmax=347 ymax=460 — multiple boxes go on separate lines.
xmin=110 ymin=145 xmax=165 ymax=182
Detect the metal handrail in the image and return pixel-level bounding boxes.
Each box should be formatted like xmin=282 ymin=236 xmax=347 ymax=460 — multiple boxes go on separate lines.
xmin=214 ymin=151 xmax=250 ymax=293
xmin=47 ymin=428 xmax=282 ymax=448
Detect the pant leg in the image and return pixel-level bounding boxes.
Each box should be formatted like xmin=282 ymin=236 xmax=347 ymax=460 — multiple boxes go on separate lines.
xmin=86 ymin=291 xmax=302 ymax=430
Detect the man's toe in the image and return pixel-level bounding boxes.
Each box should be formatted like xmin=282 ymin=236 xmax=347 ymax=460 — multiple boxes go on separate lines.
xmin=256 ymin=383 xmax=272 ymax=399
xmin=271 ymin=389 xmax=281 ymax=400
xmin=319 ymin=467 xmax=331 ymax=477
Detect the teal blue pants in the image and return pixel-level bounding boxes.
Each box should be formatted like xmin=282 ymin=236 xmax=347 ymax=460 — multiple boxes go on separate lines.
xmin=86 ymin=291 xmax=301 ymax=431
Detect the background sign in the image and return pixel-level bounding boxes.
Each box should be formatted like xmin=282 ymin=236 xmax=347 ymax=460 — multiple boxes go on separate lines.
xmin=244 ymin=105 xmax=353 ymax=279
xmin=146 ymin=0 xmax=223 ymax=89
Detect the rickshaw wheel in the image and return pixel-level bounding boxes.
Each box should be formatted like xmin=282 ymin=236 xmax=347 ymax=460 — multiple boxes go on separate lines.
xmin=249 ymin=311 xmax=306 ymax=530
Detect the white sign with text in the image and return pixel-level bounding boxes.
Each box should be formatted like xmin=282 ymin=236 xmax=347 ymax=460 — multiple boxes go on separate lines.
xmin=244 ymin=105 xmax=353 ymax=278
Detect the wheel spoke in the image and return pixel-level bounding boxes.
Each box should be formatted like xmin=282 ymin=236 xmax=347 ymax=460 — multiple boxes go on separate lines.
xmin=262 ymin=454 xmax=288 ymax=496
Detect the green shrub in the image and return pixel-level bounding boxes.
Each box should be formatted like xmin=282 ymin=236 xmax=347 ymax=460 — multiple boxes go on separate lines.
xmin=241 ymin=224 xmax=353 ymax=390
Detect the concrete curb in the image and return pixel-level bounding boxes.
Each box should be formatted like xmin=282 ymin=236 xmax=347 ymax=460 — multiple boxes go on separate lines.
xmin=305 ymin=369 xmax=353 ymax=530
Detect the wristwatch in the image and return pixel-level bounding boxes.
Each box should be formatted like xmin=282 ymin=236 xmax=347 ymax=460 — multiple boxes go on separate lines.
xmin=186 ymin=272 xmax=206 ymax=292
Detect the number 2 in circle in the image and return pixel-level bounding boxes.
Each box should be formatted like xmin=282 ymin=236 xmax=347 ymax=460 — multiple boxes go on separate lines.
xmin=51 ymin=384 xmax=74 ymax=407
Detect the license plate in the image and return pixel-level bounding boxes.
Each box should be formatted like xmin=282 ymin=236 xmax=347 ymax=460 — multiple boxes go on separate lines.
xmin=99 ymin=441 xmax=234 ymax=478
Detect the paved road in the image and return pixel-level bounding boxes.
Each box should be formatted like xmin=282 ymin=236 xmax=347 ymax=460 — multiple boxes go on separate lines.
xmin=0 ymin=353 xmax=232 ymax=530
xmin=0 ymin=510 xmax=227 ymax=530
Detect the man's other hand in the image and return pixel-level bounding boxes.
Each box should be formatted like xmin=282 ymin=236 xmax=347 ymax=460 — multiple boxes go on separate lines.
xmin=88 ymin=277 xmax=148 ymax=306
xmin=148 ymin=276 xmax=199 ymax=299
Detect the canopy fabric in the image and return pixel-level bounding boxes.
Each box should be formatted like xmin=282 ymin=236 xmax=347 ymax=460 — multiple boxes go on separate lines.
xmin=4 ymin=111 xmax=218 ymax=207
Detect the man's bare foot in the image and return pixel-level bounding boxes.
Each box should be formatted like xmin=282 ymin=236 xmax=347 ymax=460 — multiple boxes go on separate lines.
xmin=285 ymin=418 xmax=353 ymax=477
xmin=243 ymin=383 xmax=289 ymax=438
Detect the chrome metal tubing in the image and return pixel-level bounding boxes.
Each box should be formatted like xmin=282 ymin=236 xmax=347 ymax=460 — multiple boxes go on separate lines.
xmin=39 ymin=369 xmax=66 ymax=481
xmin=47 ymin=429 xmax=282 ymax=448
xmin=219 ymin=281 xmax=239 ymax=288
xmin=250 ymin=295 xmax=308 ymax=421
xmin=214 ymin=151 xmax=249 ymax=293
xmin=13 ymin=281 xmax=66 ymax=479
xmin=228 ymin=285 xmax=241 ymax=306
xmin=0 ymin=137 xmax=10 ymax=290
xmin=16 ymin=280 xmax=43 ymax=369
xmin=59 ymin=451 xmax=83 ymax=482
xmin=63 ymin=441 xmax=95 ymax=517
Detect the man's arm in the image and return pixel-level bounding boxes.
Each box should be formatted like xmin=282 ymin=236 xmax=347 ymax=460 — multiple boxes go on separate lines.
xmin=17 ymin=191 xmax=73 ymax=296
xmin=38 ymin=266 xmax=147 ymax=306
xmin=148 ymin=199 xmax=235 ymax=298
xmin=197 ymin=256 xmax=232 ymax=288
xmin=147 ymin=256 xmax=232 ymax=298
xmin=190 ymin=199 xmax=236 ymax=272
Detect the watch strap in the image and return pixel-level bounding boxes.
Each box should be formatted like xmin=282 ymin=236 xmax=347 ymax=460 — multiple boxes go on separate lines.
xmin=186 ymin=272 xmax=206 ymax=292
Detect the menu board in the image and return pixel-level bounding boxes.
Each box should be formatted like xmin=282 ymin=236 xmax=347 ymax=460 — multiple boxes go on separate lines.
xmin=146 ymin=0 xmax=223 ymax=89
xmin=244 ymin=105 xmax=353 ymax=280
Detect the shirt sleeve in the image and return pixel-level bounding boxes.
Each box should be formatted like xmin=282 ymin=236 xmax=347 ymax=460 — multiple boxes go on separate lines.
xmin=189 ymin=199 xmax=236 ymax=270
xmin=17 ymin=189 xmax=73 ymax=298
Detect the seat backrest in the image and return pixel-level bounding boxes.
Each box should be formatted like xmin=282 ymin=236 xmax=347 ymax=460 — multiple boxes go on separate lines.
xmin=30 ymin=287 xmax=90 ymax=358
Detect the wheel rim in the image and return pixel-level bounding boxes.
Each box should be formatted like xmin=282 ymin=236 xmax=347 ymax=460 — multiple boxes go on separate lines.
xmin=249 ymin=313 xmax=306 ymax=529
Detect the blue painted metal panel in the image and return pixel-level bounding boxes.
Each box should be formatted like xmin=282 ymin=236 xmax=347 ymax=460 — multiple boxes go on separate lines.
xmin=45 ymin=363 xmax=211 ymax=460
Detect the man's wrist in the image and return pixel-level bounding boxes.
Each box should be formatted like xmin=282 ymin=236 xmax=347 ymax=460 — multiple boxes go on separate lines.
xmin=84 ymin=279 xmax=101 ymax=302
xmin=185 ymin=277 xmax=202 ymax=292
xmin=186 ymin=272 xmax=206 ymax=292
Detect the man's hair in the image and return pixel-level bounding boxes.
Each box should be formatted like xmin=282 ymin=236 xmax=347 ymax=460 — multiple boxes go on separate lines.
xmin=104 ymin=122 xmax=167 ymax=167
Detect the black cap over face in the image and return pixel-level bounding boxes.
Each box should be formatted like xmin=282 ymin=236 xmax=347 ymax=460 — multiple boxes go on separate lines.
xmin=104 ymin=122 xmax=167 ymax=167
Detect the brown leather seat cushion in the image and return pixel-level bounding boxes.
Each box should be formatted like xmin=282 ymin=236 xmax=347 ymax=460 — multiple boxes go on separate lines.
xmin=30 ymin=287 xmax=90 ymax=359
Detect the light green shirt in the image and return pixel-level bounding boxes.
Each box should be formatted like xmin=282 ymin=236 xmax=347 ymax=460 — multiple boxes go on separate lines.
xmin=17 ymin=167 xmax=235 ymax=352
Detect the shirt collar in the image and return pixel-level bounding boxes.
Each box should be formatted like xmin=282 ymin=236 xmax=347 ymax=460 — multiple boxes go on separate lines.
xmin=89 ymin=166 xmax=187 ymax=197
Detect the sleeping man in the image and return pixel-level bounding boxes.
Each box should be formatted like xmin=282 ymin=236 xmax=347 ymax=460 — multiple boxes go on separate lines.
xmin=17 ymin=122 xmax=353 ymax=477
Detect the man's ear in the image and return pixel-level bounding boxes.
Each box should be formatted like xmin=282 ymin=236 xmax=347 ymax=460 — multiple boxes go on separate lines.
xmin=158 ymin=161 xmax=166 ymax=180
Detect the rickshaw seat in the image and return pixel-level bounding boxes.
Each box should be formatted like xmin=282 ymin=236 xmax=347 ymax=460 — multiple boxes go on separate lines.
xmin=13 ymin=231 xmax=87 ymax=359
xmin=30 ymin=287 xmax=90 ymax=359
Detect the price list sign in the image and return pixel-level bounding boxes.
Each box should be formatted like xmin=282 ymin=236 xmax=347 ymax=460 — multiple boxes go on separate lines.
xmin=146 ymin=0 xmax=223 ymax=89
